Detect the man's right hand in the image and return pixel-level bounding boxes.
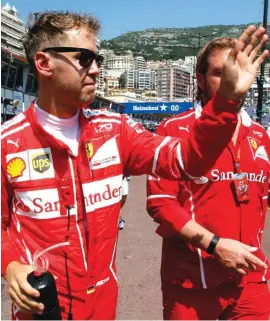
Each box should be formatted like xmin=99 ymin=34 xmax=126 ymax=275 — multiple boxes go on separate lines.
xmin=5 ymin=262 xmax=44 ymax=314
xmin=219 ymin=25 xmax=269 ymax=102
xmin=214 ymin=238 xmax=268 ymax=275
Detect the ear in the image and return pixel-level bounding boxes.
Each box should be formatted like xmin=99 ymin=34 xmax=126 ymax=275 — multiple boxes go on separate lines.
xmin=196 ymin=72 xmax=205 ymax=92
xmin=34 ymin=52 xmax=53 ymax=78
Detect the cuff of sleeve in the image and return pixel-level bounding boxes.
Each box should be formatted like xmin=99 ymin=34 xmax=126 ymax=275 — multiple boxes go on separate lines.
xmin=212 ymin=92 xmax=241 ymax=113
xmin=1 ymin=250 xmax=21 ymax=277
xmin=150 ymin=204 xmax=191 ymax=237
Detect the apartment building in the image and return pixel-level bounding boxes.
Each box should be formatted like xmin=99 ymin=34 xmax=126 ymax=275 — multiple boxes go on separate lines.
xmin=1 ymin=3 xmax=26 ymax=56
xmin=123 ymin=70 xmax=156 ymax=90
xmin=134 ymin=56 xmax=146 ymax=70
xmin=157 ymin=67 xmax=191 ymax=100
xmin=106 ymin=51 xmax=134 ymax=70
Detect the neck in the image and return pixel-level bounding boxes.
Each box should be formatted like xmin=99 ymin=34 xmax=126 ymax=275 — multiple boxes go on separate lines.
xmin=38 ymin=91 xmax=80 ymax=119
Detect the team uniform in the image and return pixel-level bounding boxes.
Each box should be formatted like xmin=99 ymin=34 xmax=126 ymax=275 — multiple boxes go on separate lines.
xmin=2 ymin=94 xmax=238 ymax=320
xmin=147 ymin=107 xmax=270 ymax=320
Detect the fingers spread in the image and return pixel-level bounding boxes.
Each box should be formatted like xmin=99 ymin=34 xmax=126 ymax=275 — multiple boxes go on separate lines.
xmin=237 ymin=25 xmax=257 ymax=51
xmin=254 ymin=50 xmax=270 ymax=68
xmin=250 ymin=35 xmax=269 ymax=62
xmin=244 ymin=27 xmax=267 ymax=56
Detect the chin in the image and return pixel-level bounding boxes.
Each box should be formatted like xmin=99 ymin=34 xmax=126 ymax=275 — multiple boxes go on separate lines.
xmin=80 ymin=94 xmax=95 ymax=107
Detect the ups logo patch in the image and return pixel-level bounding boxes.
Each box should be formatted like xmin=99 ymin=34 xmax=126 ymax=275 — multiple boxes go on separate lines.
xmin=32 ymin=153 xmax=51 ymax=173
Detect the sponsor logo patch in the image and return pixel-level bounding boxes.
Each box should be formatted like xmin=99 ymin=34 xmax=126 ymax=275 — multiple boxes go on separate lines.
xmin=85 ymin=142 xmax=94 ymax=159
xmin=193 ymin=176 xmax=209 ymax=184
xmin=13 ymin=188 xmax=71 ymax=219
xmin=6 ymin=148 xmax=55 ymax=182
xmin=92 ymin=156 xmax=117 ymax=167
xmin=89 ymin=137 xmax=120 ymax=170
xmin=7 ymin=157 xmax=26 ymax=179
xmin=253 ymin=130 xmax=263 ymax=138
xmin=83 ymin=109 xmax=109 ymax=118
xmin=248 ymin=137 xmax=259 ymax=159
xmin=7 ymin=138 xmax=20 ymax=148
xmin=255 ymin=146 xmax=269 ymax=163
xmin=1 ymin=113 xmax=26 ymax=132
xmin=95 ymin=123 xmax=113 ymax=133
xmin=126 ymin=117 xmax=145 ymax=134
xmin=247 ymin=137 xmax=269 ymax=163
xmin=193 ymin=169 xmax=267 ymax=184
xmin=179 ymin=125 xmax=190 ymax=133
xmin=83 ymin=174 xmax=123 ymax=212
xmin=32 ymin=152 xmax=51 ymax=173
xmin=28 ymin=148 xmax=55 ymax=180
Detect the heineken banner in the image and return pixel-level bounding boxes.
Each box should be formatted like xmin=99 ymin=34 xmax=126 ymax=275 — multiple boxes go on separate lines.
xmin=122 ymin=101 xmax=192 ymax=114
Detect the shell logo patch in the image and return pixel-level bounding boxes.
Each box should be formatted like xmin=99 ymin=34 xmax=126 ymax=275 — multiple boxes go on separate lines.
xmin=85 ymin=142 xmax=94 ymax=159
xmin=7 ymin=157 xmax=26 ymax=179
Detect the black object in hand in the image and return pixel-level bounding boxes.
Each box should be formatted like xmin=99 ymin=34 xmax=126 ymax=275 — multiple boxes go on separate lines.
xmin=27 ymin=270 xmax=62 ymax=320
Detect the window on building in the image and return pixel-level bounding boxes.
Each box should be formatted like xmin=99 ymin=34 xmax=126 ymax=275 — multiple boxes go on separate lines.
xmin=26 ymin=73 xmax=38 ymax=95
xmin=1 ymin=62 xmax=9 ymax=86
xmin=15 ymin=65 xmax=24 ymax=91
xmin=7 ymin=65 xmax=17 ymax=89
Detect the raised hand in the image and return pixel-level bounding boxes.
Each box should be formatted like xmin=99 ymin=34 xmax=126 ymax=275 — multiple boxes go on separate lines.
xmin=219 ymin=25 xmax=269 ymax=101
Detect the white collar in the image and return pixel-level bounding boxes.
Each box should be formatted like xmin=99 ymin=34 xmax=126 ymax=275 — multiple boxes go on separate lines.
xmin=194 ymin=104 xmax=202 ymax=119
xmin=240 ymin=108 xmax=252 ymax=127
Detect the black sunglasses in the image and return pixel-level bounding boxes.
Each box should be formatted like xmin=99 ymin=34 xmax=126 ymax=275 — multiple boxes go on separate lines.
xmin=43 ymin=47 xmax=104 ymax=68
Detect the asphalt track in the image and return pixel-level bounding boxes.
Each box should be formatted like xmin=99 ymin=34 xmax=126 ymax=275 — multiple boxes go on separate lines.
xmin=1 ymin=175 xmax=270 ymax=320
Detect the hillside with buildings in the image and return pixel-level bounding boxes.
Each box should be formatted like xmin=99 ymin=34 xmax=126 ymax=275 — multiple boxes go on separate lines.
xmin=101 ymin=23 xmax=270 ymax=61
xmin=1 ymin=2 xmax=270 ymax=128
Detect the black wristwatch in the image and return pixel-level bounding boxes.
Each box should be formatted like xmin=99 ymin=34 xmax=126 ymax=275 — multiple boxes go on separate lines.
xmin=206 ymin=235 xmax=220 ymax=254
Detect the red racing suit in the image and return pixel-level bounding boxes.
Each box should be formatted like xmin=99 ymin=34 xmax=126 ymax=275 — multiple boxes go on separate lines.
xmin=2 ymin=94 xmax=238 ymax=320
xmin=147 ymin=106 xmax=270 ymax=291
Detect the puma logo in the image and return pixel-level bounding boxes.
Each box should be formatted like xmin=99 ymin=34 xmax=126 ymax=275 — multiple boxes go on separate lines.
xmin=7 ymin=138 xmax=20 ymax=148
xmin=178 ymin=125 xmax=190 ymax=133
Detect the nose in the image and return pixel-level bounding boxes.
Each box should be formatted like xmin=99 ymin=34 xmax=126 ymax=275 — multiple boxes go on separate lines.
xmin=89 ymin=59 xmax=100 ymax=75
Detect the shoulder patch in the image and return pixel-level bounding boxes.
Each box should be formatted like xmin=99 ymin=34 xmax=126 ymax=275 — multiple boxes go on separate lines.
xmin=83 ymin=108 xmax=121 ymax=119
xmin=1 ymin=113 xmax=26 ymax=132
xmin=126 ymin=116 xmax=145 ymax=134
xmin=83 ymin=108 xmax=110 ymax=118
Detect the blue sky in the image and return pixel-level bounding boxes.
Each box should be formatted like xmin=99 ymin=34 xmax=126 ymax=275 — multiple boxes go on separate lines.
xmin=7 ymin=0 xmax=268 ymax=40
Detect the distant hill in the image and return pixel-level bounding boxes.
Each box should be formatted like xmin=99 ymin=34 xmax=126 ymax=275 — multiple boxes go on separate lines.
xmin=100 ymin=23 xmax=270 ymax=61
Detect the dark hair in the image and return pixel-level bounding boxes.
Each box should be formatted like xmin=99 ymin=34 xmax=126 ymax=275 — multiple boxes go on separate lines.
xmin=23 ymin=11 xmax=100 ymax=72
xmin=196 ymin=37 xmax=234 ymax=102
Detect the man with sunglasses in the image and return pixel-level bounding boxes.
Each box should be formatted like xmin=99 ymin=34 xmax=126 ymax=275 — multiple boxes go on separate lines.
xmin=1 ymin=11 xmax=268 ymax=321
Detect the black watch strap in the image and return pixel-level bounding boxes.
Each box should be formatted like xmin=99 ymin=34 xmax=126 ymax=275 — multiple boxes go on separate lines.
xmin=206 ymin=235 xmax=220 ymax=254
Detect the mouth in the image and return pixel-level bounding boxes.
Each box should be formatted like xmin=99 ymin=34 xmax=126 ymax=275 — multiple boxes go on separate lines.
xmin=83 ymin=83 xmax=96 ymax=88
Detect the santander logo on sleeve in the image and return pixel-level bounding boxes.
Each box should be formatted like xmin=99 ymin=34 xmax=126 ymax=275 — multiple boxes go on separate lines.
xmin=82 ymin=174 xmax=123 ymax=212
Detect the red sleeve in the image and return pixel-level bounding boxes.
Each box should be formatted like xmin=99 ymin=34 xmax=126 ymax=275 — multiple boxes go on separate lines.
xmin=146 ymin=123 xmax=191 ymax=238
xmin=1 ymin=147 xmax=21 ymax=277
xmin=122 ymin=93 xmax=238 ymax=180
